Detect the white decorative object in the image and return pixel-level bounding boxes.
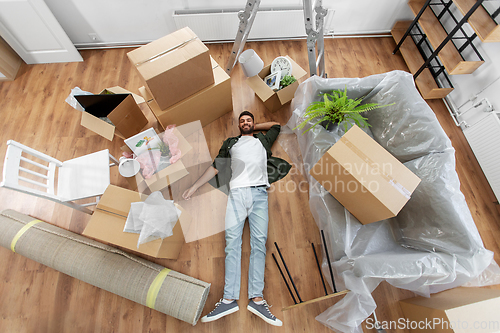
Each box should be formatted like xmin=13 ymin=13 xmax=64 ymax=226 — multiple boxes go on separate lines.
xmin=264 ymin=71 xmax=282 ymax=91
xmin=271 ymin=56 xmax=292 ymax=77
xmin=238 ymin=49 xmax=264 ymax=77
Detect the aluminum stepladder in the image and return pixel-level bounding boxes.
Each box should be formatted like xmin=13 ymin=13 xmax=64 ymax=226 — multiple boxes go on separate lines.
xmin=224 ymin=0 xmax=328 ymax=78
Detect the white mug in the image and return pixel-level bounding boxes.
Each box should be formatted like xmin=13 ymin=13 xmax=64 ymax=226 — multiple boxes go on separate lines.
xmin=118 ymin=157 xmax=140 ymax=178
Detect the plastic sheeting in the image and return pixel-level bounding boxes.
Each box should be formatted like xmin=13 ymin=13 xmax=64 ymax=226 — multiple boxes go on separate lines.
xmin=281 ymin=71 xmax=500 ymax=333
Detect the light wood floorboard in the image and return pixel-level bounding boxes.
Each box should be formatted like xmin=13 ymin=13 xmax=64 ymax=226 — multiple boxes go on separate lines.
xmin=0 ymin=38 xmax=499 ymax=333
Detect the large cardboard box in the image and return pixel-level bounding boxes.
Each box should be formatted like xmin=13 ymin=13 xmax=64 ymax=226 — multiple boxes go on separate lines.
xmin=83 ymin=185 xmax=188 ymax=259
xmin=121 ymin=127 xmax=193 ymax=192
xmin=139 ymin=57 xmax=232 ymax=129
xmin=78 ymin=86 xmax=148 ymax=141
xmin=309 ymin=125 xmax=421 ymax=224
xmin=399 ymin=287 xmax=500 ymax=332
xmin=246 ymin=55 xmax=307 ymax=112
xmin=127 ymin=27 xmax=214 ymax=110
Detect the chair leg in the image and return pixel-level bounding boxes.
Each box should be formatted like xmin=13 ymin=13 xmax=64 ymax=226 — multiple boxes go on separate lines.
xmin=60 ymin=201 xmax=94 ymax=215
xmin=109 ymin=153 xmax=119 ymax=167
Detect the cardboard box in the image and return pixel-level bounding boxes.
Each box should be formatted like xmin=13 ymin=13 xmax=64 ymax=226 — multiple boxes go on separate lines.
xmin=309 ymin=126 xmax=421 ymax=224
xmin=83 ymin=185 xmax=188 ymax=259
xmin=399 ymin=287 xmax=500 ymax=332
xmin=78 ymin=86 xmax=148 ymax=141
xmin=139 ymin=56 xmax=232 ymax=129
xmin=246 ymin=55 xmax=307 ymax=112
xmin=122 ymin=127 xmax=193 ymax=192
xmin=127 ymin=27 xmax=214 ymax=110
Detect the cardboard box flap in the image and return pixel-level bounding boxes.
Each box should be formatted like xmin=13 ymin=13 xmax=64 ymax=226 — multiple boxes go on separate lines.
xmin=96 ymin=185 xmax=146 ymax=217
xmin=80 ymin=111 xmax=115 ymax=141
xmin=276 ymin=56 xmax=307 ymax=104
xmin=102 ymin=86 xmax=145 ymax=104
xmin=75 ymin=94 xmax=129 ymax=118
xmin=247 ymin=70 xmax=275 ymax=102
xmin=276 ymin=82 xmax=298 ymax=104
xmin=107 ymin=95 xmax=148 ymax=138
xmin=127 ymin=27 xmax=208 ymax=81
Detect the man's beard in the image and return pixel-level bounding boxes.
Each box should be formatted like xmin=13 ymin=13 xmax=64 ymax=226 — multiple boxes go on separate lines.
xmin=239 ymin=124 xmax=254 ymax=134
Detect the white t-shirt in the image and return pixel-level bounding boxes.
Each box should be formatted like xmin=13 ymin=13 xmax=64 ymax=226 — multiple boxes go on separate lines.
xmin=229 ymin=136 xmax=269 ymax=189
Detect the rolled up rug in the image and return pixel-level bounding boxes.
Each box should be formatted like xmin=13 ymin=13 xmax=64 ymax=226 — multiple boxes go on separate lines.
xmin=0 ymin=209 xmax=210 ymax=325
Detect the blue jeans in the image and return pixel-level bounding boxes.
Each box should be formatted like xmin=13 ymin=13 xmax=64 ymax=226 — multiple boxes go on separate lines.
xmin=223 ymin=186 xmax=269 ymax=300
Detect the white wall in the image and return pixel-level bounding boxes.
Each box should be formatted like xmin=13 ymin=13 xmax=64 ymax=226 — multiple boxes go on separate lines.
xmin=43 ymin=0 xmax=413 ymax=46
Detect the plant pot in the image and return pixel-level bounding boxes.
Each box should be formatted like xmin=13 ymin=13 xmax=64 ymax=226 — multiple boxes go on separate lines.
xmin=320 ymin=120 xmax=338 ymax=131
xmin=157 ymin=155 xmax=171 ymax=173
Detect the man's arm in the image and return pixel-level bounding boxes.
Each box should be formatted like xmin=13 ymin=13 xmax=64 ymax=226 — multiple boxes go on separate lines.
xmin=254 ymin=122 xmax=280 ymax=131
xmin=182 ymin=165 xmax=218 ymax=200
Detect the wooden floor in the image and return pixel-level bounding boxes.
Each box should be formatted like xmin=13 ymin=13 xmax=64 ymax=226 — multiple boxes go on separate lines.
xmin=0 ymin=38 xmax=499 ymax=333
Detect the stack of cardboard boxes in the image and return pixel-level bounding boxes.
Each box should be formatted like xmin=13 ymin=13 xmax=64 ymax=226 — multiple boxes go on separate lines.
xmin=127 ymin=27 xmax=233 ymax=129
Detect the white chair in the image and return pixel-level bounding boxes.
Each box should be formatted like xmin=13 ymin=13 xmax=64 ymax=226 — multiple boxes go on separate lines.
xmin=0 ymin=140 xmax=119 ymax=214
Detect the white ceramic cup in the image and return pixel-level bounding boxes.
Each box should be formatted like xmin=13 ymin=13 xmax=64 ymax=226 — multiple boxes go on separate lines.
xmin=118 ymin=157 xmax=140 ymax=178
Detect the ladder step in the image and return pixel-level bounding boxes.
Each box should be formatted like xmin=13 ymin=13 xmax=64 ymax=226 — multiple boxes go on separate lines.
xmin=408 ymin=0 xmax=484 ymax=75
xmin=452 ymin=0 xmax=500 ymax=43
xmin=392 ymin=21 xmax=454 ymax=99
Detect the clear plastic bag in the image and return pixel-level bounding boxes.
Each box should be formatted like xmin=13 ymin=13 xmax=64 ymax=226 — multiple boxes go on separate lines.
xmin=65 ymin=87 xmax=93 ymax=112
xmin=123 ymin=191 xmax=181 ymax=248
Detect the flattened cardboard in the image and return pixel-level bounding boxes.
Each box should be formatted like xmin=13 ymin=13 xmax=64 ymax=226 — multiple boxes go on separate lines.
xmin=77 ymin=87 xmax=148 ymax=141
xmin=82 ymin=185 xmax=188 ymax=259
xmin=246 ymin=55 xmax=307 ymax=112
xmin=140 ymin=56 xmax=232 ymax=129
xmin=309 ymin=126 xmax=421 ymax=224
xmin=399 ymin=287 xmax=500 ymax=333
xmin=127 ymin=27 xmax=214 ymax=110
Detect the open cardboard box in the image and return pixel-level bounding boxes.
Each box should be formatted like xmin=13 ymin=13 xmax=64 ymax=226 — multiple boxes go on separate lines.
xmin=83 ymin=185 xmax=189 ymax=259
xmin=309 ymin=125 xmax=421 ymax=224
xmin=127 ymin=27 xmax=214 ymax=111
xmin=121 ymin=127 xmax=193 ymax=192
xmin=399 ymin=287 xmax=500 ymax=332
xmin=79 ymin=86 xmax=148 ymax=141
xmin=139 ymin=56 xmax=232 ymax=129
xmin=246 ymin=55 xmax=307 ymax=112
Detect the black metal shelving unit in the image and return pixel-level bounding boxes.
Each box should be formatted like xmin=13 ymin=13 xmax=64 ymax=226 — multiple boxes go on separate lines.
xmin=393 ymin=0 xmax=499 ymax=80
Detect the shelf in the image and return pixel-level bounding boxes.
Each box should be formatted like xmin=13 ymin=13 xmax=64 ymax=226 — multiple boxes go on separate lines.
xmin=408 ymin=0 xmax=484 ymax=75
xmin=453 ymin=0 xmax=500 ymax=43
xmin=392 ymin=21 xmax=454 ymax=99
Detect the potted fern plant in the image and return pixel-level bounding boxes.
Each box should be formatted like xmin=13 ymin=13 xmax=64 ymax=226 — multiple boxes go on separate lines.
xmin=294 ymin=87 xmax=393 ymax=133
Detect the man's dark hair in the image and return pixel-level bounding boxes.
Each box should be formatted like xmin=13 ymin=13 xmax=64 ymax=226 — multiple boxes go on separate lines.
xmin=239 ymin=111 xmax=254 ymax=122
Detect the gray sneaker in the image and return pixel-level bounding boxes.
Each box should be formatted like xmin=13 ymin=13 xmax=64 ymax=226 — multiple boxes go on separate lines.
xmin=247 ymin=299 xmax=283 ymax=326
xmin=200 ymin=299 xmax=239 ymax=323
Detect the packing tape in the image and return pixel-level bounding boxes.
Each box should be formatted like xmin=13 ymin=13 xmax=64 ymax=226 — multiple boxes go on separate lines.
xmin=340 ymin=136 xmax=411 ymax=199
xmin=136 ymin=37 xmax=199 ymax=66
xmin=146 ymin=268 xmax=172 ymax=309
xmin=11 ymin=219 xmax=42 ymax=253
